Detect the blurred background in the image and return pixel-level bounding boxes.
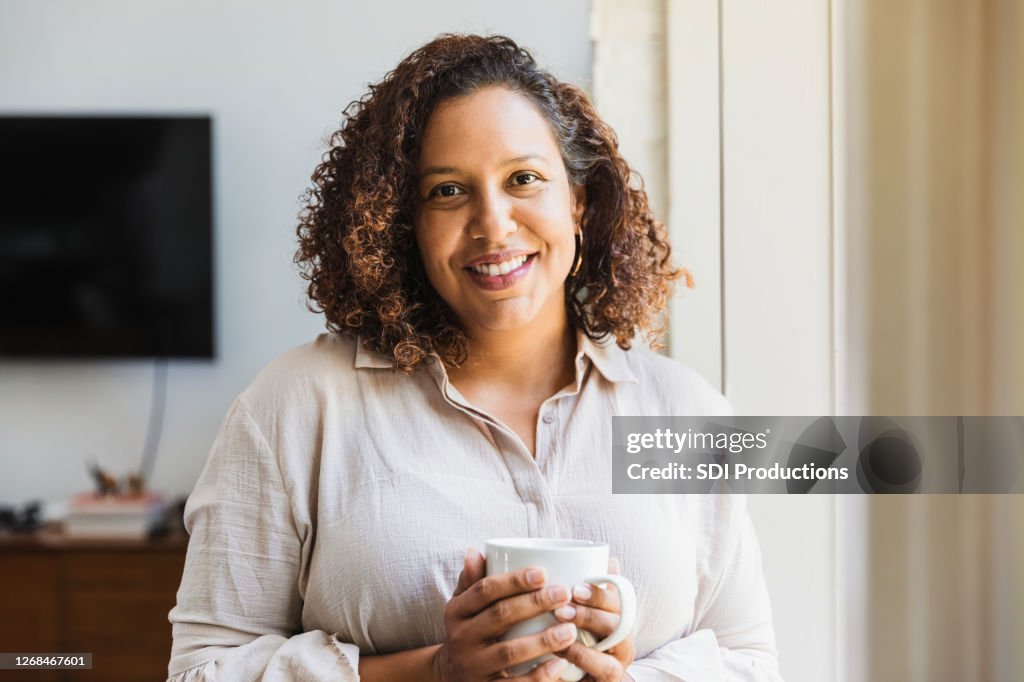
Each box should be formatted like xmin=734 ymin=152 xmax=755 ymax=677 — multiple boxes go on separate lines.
xmin=0 ymin=1 xmax=1020 ymax=680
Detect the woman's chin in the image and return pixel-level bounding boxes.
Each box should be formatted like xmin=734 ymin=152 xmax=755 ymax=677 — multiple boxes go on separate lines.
xmin=441 ymin=280 xmax=567 ymax=336
xmin=462 ymin=299 xmax=545 ymax=334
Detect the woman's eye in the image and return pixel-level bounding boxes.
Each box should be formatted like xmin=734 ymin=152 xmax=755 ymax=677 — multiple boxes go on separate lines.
xmin=431 ymin=184 xmax=463 ymax=198
xmin=511 ymin=172 xmax=539 ymax=186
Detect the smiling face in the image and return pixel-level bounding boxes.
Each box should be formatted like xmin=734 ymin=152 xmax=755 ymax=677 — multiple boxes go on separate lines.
xmin=413 ymin=87 xmax=585 ymax=339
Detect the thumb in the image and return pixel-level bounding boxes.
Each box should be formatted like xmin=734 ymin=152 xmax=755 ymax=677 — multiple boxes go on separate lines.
xmin=454 ymin=548 xmax=484 ymax=596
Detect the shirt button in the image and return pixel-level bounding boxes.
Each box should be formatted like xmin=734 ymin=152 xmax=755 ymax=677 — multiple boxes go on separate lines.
xmin=542 ymin=411 xmax=556 ymax=424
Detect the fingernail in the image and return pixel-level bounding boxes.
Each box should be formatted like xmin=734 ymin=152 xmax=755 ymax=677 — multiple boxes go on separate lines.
xmin=546 ymin=657 xmax=569 ymax=674
xmin=527 ymin=567 xmax=546 ymax=585
xmin=554 ymin=605 xmax=576 ymax=620
xmin=464 ymin=548 xmax=476 ymax=563
xmin=573 ymin=584 xmax=593 ymax=601
xmin=555 ymin=623 xmax=577 ymax=641
xmin=547 ymin=584 xmax=568 ymax=601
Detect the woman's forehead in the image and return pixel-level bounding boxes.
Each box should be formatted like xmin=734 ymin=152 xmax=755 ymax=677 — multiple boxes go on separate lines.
xmin=417 ymin=87 xmax=561 ymax=172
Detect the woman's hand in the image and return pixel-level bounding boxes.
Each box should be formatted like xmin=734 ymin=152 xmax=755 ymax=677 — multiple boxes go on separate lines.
xmin=433 ymin=548 xmax=582 ymax=682
xmin=552 ymin=558 xmax=637 ymax=682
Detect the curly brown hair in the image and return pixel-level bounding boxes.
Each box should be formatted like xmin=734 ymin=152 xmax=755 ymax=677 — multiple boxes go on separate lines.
xmin=295 ymin=33 xmax=688 ymax=374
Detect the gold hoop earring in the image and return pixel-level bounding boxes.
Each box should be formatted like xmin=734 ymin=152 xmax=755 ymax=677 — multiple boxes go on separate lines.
xmin=570 ymin=228 xmax=584 ymax=277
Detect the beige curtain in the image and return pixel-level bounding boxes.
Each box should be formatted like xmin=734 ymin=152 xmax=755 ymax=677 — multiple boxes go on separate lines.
xmin=843 ymin=0 xmax=1024 ymax=679
xmin=864 ymin=496 xmax=1022 ymax=680
xmin=845 ymin=0 xmax=1023 ymax=416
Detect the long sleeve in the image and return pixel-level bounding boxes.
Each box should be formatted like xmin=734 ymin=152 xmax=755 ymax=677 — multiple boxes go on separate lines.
xmin=626 ymin=495 xmax=783 ymax=682
xmin=167 ymin=398 xmax=360 ymax=681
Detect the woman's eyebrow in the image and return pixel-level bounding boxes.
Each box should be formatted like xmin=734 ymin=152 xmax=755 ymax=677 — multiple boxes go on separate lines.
xmin=419 ymin=154 xmax=549 ymax=179
xmin=420 ymin=166 xmax=459 ymax=178
xmin=500 ymin=154 xmax=547 ymax=166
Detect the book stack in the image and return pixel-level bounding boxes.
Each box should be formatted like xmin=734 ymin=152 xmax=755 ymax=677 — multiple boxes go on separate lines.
xmin=64 ymin=492 xmax=166 ymax=539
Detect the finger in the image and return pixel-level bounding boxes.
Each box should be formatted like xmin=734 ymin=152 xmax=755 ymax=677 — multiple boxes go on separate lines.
xmin=453 ymin=565 xmax=548 ymax=618
xmin=559 ymin=642 xmax=622 ymax=682
xmin=453 ymin=548 xmax=485 ymax=597
xmin=608 ymin=557 xmax=621 ymax=575
xmin=552 ymin=603 xmax=619 ymax=639
xmin=471 ymin=582 xmax=573 ymax=639
xmin=572 ymin=581 xmax=621 ymax=614
xmin=507 ymin=653 xmax=574 ymax=681
xmin=481 ymin=623 xmax=578 ymax=675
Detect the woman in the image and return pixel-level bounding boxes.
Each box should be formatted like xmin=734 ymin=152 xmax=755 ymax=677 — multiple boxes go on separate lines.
xmin=168 ymin=34 xmax=782 ymax=681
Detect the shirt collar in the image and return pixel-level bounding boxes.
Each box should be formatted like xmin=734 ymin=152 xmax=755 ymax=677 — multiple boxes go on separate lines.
xmin=576 ymin=330 xmax=639 ymax=384
xmin=353 ymin=331 xmax=638 ymax=384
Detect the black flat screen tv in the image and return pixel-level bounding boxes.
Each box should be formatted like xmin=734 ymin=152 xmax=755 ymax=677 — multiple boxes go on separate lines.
xmin=0 ymin=115 xmax=213 ymax=358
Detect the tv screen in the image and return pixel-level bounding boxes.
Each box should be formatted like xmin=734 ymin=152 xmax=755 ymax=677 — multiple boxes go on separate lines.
xmin=0 ymin=115 xmax=213 ymax=358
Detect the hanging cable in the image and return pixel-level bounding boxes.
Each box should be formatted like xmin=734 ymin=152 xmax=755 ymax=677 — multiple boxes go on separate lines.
xmin=139 ymin=358 xmax=168 ymax=483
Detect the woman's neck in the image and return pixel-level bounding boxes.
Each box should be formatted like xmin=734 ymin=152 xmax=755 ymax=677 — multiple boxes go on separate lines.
xmin=448 ymin=314 xmax=577 ymax=398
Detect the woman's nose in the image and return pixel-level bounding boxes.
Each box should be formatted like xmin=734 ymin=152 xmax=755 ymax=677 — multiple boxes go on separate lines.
xmin=468 ymin=189 xmax=517 ymax=242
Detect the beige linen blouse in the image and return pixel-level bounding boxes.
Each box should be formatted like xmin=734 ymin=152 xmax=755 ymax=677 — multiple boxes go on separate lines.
xmin=168 ymin=332 xmax=782 ymax=681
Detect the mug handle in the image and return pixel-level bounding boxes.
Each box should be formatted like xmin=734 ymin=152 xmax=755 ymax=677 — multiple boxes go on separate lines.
xmin=580 ymin=573 xmax=636 ymax=652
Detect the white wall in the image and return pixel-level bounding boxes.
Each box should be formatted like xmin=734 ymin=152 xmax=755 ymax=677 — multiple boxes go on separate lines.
xmin=721 ymin=3 xmax=836 ymax=679
xmin=0 ymin=0 xmax=592 ymax=504
xmin=720 ymin=0 xmax=834 ymax=416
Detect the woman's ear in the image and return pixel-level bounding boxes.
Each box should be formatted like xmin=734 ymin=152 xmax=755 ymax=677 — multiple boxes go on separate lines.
xmin=573 ymin=183 xmax=589 ymax=228
xmin=571 ymin=183 xmax=587 ymax=228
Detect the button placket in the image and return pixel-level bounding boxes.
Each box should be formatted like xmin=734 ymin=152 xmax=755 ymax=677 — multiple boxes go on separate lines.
xmin=424 ymin=358 xmax=585 ymax=537
xmin=535 ymin=404 xmax=556 ymax=470
xmin=536 ymin=395 xmax=572 ymax=503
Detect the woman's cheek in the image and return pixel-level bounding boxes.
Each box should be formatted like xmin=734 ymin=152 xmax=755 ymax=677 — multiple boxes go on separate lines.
xmin=414 ymin=226 xmax=449 ymax=275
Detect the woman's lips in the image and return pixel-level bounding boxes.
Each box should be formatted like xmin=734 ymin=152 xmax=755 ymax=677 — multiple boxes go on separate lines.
xmin=464 ymin=254 xmax=535 ymax=291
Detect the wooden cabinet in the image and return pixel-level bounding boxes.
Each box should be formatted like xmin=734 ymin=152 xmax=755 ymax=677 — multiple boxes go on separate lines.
xmin=0 ymin=529 xmax=187 ymax=681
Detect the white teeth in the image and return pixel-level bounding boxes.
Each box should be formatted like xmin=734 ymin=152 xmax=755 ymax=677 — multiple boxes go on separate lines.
xmin=470 ymin=254 xmax=528 ymax=276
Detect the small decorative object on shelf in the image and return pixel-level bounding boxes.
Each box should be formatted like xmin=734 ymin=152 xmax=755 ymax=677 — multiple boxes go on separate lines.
xmin=0 ymin=500 xmax=42 ymax=533
xmin=70 ymin=460 xmax=166 ymax=538
xmin=88 ymin=459 xmax=124 ymax=496
xmin=127 ymin=472 xmax=146 ymax=495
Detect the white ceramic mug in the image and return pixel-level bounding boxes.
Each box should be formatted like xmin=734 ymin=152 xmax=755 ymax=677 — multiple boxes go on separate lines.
xmin=485 ymin=538 xmax=637 ymax=681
